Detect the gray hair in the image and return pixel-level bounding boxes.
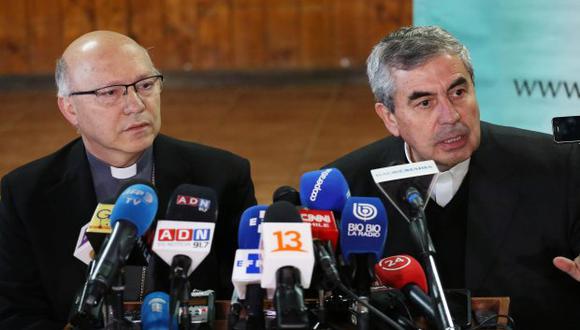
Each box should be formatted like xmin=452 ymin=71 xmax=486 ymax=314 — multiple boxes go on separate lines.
xmin=55 ymin=57 xmax=69 ymax=97
xmin=366 ymin=26 xmax=474 ymax=112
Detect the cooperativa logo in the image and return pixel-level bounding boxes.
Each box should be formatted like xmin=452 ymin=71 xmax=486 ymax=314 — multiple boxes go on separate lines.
xmin=352 ymin=203 xmax=377 ymax=221
xmin=309 ymin=169 xmax=332 ymax=202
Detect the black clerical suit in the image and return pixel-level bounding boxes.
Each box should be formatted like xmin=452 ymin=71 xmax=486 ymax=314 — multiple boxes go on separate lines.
xmin=0 ymin=134 xmax=256 ymax=329
xmin=327 ymin=122 xmax=580 ymax=329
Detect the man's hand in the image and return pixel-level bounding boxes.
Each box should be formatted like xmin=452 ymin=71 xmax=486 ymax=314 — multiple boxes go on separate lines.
xmin=553 ymin=256 xmax=580 ymax=281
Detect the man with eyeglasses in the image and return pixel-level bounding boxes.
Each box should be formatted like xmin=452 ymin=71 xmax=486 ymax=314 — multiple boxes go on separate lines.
xmin=0 ymin=31 xmax=256 ymax=328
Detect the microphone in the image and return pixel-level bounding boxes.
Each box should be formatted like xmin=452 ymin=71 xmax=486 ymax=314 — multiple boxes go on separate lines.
xmin=375 ymin=255 xmax=436 ymax=324
xmin=299 ymin=168 xmax=350 ymax=212
xmin=152 ymin=184 xmax=218 ymax=328
xmin=261 ymin=201 xmax=315 ymax=329
xmin=85 ymin=199 xmax=150 ymax=266
xmin=141 ymin=291 xmax=177 ymax=330
xmin=401 ymin=188 xmax=455 ymax=330
xmin=238 ymin=205 xmax=267 ymax=251
xmin=299 ymin=209 xmax=340 ymax=287
xmin=86 ymin=202 xmax=114 ymax=254
xmin=340 ymin=197 xmax=388 ymax=292
xmin=73 ymin=222 xmax=94 ymax=265
xmin=231 ymin=205 xmax=268 ymax=330
xmin=82 ymin=182 xmax=158 ymax=310
xmin=339 ymin=196 xmax=388 ymax=330
xmin=273 ymin=185 xmax=301 ymax=206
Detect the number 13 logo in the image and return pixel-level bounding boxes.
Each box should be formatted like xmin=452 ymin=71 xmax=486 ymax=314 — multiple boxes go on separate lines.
xmin=272 ymin=230 xmax=306 ymax=252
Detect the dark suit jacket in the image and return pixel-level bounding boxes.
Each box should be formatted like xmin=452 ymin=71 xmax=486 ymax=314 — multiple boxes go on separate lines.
xmin=0 ymin=134 xmax=256 ymax=329
xmin=327 ymin=122 xmax=580 ymax=329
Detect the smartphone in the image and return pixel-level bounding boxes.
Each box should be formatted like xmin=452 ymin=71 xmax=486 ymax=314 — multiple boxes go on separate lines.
xmin=552 ymin=116 xmax=580 ymax=143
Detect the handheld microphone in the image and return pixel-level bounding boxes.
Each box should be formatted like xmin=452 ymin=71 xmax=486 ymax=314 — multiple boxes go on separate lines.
xmin=232 ymin=205 xmax=267 ymax=299
xmin=300 ymin=208 xmax=340 ymax=290
xmin=82 ymin=182 xmax=158 ymax=310
xmin=340 ymin=196 xmax=388 ymax=266
xmin=261 ymin=201 xmax=315 ymax=329
xmin=85 ymin=199 xmax=150 ymax=266
xmin=141 ymin=291 xmax=177 ymax=330
xmin=238 ymin=205 xmax=267 ymax=250
xmin=375 ymin=255 xmax=436 ymax=323
xmin=231 ymin=205 xmax=268 ymax=330
xmin=152 ymin=184 xmax=218 ymax=328
xmin=299 ymin=168 xmax=350 ymax=212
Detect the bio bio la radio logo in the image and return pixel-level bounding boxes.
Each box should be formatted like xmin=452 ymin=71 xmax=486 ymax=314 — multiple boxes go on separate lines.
xmin=352 ymin=203 xmax=377 ymax=221
xmin=378 ymin=255 xmax=411 ymax=271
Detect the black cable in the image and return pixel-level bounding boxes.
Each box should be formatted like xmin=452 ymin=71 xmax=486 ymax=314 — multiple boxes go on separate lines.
xmin=336 ymin=282 xmax=406 ymax=330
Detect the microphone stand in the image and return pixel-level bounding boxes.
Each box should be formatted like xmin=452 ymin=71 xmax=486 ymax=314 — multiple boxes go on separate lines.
xmin=244 ymin=284 xmax=265 ymax=330
xmin=170 ymin=255 xmax=192 ymax=330
xmin=407 ymin=193 xmax=456 ymax=330
xmin=350 ymin=254 xmax=374 ymax=330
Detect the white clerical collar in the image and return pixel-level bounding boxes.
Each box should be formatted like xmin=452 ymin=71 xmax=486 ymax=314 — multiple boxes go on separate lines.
xmin=404 ymin=142 xmax=470 ymax=207
xmin=110 ymin=163 xmax=138 ymax=179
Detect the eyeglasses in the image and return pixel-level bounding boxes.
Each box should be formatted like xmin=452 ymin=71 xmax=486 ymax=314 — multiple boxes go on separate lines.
xmin=68 ymin=74 xmax=164 ymax=106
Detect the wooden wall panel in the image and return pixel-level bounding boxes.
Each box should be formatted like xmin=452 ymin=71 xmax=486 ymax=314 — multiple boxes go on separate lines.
xmin=95 ymin=0 xmax=129 ymax=34
xmin=265 ymin=0 xmax=300 ymax=68
xmin=300 ymin=0 xmax=335 ymax=69
xmin=232 ymin=0 xmax=266 ymax=68
xmin=61 ymin=0 xmax=95 ymax=46
xmin=197 ymin=0 xmax=233 ymax=70
xmin=27 ymin=0 xmax=63 ymax=74
xmin=0 ymin=1 xmax=28 ymax=74
xmin=334 ymin=0 xmax=369 ymax=68
xmin=163 ymin=0 xmax=197 ymax=71
xmin=0 ymin=0 xmax=412 ymax=76
xmin=129 ymin=0 xmax=165 ymax=64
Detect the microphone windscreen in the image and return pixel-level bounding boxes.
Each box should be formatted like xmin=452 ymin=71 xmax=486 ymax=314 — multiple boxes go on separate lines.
xmin=264 ymin=201 xmax=302 ymax=223
xmin=272 ymin=185 xmax=301 ymax=206
xmin=375 ymin=255 xmax=428 ymax=293
xmin=339 ymin=196 xmax=388 ymax=262
xmin=110 ymin=182 xmax=158 ymax=236
xmin=141 ymin=291 xmax=177 ymax=330
xmin=299 ymin=168 xmax=350 ymax=212
xmin=165 ymin=184 xmax=218 ymax=222
xmin=238 ymin=205 xmax=268 ymax=249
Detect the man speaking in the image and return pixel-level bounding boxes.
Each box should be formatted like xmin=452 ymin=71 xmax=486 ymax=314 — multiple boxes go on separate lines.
xmin=0 ymin=31 xmax=256 ymax=329
xmin=326 ymin=26 xmax=580 ymax=329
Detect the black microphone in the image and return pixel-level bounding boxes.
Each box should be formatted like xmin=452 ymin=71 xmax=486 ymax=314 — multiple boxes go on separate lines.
xmin=152 ymin=184 xmax=218 ymax=329
xmin=262 ymin=201 xmax=314 ymax=330
xmin=273 ymin=185 xmax=301 ymax=206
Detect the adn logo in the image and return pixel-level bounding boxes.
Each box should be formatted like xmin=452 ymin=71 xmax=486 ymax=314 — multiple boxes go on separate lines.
xmin=192 ymin=228 xmax=211 ymax=241
xmin=352 ymin=203 xmax=377 ymax=221
xmin=176 ymin=195 xmax=211 ymax=212
xmin=157 ymin=228 xmax=212 ymax=241
xmin=157 ymin=228 xmax=193 ymax=241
